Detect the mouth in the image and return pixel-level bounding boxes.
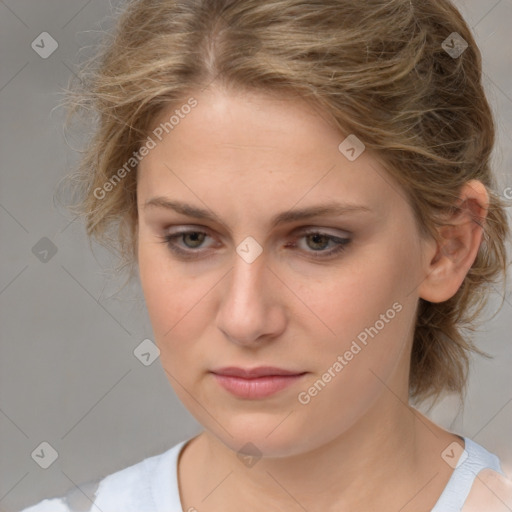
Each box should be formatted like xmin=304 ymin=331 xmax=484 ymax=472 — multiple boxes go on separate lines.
xmin=210 ymin=366 xmax=308 ymax=399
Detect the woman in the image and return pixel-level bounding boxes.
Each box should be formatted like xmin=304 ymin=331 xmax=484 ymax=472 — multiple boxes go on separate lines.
xmin=22 ymin=0 xmax=512 ymax=510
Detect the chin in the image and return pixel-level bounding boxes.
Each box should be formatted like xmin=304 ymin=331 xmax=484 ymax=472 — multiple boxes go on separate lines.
xmin=207 ymin=416 xmax=316 ymax=460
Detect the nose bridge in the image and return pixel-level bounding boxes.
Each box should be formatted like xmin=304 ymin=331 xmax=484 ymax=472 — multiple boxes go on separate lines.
xmin=228 ymin=237 xmax=268 ymax=303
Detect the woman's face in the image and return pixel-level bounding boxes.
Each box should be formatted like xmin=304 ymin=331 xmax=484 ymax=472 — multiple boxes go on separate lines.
xmin=136 ymin=86 xmax=431 ymax=457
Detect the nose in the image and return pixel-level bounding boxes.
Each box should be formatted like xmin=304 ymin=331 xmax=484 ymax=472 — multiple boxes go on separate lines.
xmin=216 ymin=247 xmax=286 ymax=347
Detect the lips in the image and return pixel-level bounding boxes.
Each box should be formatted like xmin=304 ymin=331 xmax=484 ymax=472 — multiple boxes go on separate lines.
xmin=210 ymin=366 xmax=306 ymax=378
xmin=210 ymin=366 xmax=308 ymax=399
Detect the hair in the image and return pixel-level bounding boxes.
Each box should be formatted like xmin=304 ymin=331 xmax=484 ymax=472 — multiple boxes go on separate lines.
xmin=59 ymin=0 xmax=510 ymax=408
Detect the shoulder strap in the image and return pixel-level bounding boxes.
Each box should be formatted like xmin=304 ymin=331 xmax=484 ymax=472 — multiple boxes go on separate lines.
xmin=431 ymin=436 xmax=504 ymax=511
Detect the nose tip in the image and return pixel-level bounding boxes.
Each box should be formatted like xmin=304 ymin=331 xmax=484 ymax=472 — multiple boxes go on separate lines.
xmin=216 ymin=254 xmax=287 ymax=347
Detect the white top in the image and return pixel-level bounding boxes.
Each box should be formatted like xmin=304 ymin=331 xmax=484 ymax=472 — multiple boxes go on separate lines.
xmin=20 ymin=435 xmax=504 ymax=512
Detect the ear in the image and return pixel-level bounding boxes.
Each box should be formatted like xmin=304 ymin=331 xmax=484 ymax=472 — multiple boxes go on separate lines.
xmin=417 ymin=180 xmax=489 ymax=304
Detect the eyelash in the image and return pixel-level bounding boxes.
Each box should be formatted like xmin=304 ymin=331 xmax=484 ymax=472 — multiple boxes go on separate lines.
xmin=157 ymin=229 xmax=351 ymax=260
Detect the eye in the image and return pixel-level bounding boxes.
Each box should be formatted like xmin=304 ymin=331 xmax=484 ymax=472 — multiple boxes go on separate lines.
xmin=288 ymin=230 xmax=351 ymax=259
xmin=157 ymin=228 xmax=351 ymax=260
xmin=158 ymin=229 xmax=215 ymax=259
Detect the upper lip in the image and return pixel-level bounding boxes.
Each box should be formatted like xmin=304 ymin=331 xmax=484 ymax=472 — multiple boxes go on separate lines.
xmin=211 ymin=366 xmax=306 ymax=378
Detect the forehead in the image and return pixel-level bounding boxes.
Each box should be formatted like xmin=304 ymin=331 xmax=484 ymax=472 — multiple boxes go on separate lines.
xmin=147 ymin=86 xmax=342 ymax=159
xmin=137 ymin=87 xmax=403 ymax=223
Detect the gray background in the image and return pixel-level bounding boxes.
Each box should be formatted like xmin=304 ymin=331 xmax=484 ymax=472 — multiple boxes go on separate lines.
xmin=1 ymin=1 xmax=511 ymax=510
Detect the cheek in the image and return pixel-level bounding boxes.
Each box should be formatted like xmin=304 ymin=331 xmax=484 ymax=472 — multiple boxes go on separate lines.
xmin=294 ymin=298 xmax=415 ymax=447
xmin=138 ymin=241 xmax=204 ymax=348
xmin=297 ymin=251 xmax=408 ymax=346
xmin=296 ymin=240 xmax=416 ymax=388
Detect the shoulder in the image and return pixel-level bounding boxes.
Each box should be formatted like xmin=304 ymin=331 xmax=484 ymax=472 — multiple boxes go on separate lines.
xmin=19 ymin=442 xmax=183 ymax=512
xmin=462 ymin=468 xmax=512 ymax=512
xmin=431 ymin=435 xmax=510 ymax=512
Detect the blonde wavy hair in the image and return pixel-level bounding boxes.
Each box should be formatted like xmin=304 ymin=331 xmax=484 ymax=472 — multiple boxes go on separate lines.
xmin=59 ymin=0 xmax=510 ymax=408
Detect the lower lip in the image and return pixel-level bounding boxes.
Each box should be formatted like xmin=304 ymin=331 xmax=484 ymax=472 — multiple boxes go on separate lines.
xmin=212 ymin=373 xmax=307 ymax=399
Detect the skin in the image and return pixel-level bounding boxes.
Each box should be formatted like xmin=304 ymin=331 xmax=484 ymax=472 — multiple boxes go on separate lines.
xmin=462 ymin=468 xmax=512 ymax=511
xmin=135 ymin=84 xmax=491 ymax=511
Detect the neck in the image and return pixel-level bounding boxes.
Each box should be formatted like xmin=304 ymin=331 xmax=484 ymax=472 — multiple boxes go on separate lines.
xmin=179 ymin=397 xmax=448 ymax=512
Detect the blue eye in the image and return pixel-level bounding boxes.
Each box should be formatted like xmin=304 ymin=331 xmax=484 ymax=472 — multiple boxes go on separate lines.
xmin=158 ymin=229 xmax=351 ymax=260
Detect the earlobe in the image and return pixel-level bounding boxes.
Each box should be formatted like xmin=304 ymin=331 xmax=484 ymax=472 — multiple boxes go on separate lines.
xmin=417 ymin=180 xmax=489 ymax=304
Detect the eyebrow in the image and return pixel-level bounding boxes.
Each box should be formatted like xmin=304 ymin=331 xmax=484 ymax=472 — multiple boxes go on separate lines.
xmin=144 ymin=197 xmax=371 ymax=228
